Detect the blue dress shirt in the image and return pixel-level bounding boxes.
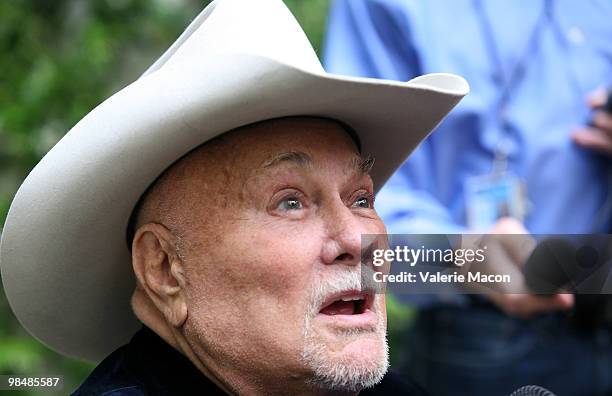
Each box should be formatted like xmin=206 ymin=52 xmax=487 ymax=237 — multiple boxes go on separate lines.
xmin=324 ymin=0 xmax=612 ymax=235
xmin=324 ymin=4 xmax=612 ymax=394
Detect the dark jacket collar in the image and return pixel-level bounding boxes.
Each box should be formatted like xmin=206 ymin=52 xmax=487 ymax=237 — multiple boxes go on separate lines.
xmin=123 ymin=326 xmax=226 ymax=395
xmin=73 ymin=325 xmax=427 ymax=395
xmin=72 ymin=326 xmax=225 ymax=395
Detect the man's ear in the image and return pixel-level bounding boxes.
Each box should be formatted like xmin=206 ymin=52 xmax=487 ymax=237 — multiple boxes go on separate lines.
xmin=131 ymin=223 xmax=188 ymax=328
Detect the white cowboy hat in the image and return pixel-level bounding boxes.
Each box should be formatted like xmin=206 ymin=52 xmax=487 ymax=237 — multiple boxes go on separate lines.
xmin=0 ymin=0 xmax=468 ymax=362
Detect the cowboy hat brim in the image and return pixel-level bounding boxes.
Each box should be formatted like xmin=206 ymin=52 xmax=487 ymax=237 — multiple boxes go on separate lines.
xmin=0 ymin=51 xmax=467 ymax=361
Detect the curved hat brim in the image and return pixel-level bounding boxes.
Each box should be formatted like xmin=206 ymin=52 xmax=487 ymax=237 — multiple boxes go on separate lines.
xmin=0 ymin=53 xmax=467 ymax=362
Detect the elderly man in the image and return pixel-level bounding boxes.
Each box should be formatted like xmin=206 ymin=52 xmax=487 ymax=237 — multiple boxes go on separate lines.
xmin=0 ymin=0 xmax=467 ymax=394
xmin=83 ymin=117 xmax=404 ymax=395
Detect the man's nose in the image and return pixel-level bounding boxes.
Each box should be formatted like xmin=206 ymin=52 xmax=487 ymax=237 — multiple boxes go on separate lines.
xmin=320 ymin=202 xmax=367 ymax=267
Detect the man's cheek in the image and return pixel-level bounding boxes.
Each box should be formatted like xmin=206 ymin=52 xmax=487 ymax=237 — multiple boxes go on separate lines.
xmin=367 ymin=216 xmax=387 ymax=235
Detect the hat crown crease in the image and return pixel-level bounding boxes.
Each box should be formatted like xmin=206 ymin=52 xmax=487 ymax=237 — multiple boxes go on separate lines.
xmin=142 ymin=0 xmax=324 ymax=78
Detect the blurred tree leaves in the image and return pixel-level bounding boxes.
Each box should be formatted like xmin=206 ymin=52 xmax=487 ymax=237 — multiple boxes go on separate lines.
xmin=0 ymin=0 xmax=330 ymax=394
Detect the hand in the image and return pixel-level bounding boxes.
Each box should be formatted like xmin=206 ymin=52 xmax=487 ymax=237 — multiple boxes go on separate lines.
xmin=472 ymin=218 xmax=575 ymax=318
xmin=572 ymin=89 xmax=612 ymax=154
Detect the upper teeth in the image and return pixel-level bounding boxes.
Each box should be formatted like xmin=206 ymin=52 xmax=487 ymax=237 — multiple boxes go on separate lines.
xmin=340 ymin=296 xmax=363 ymax=302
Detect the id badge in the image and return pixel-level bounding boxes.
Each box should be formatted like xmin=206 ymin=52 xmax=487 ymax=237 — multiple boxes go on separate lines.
xmin=465 ymin=172 xmax=527 ymax=231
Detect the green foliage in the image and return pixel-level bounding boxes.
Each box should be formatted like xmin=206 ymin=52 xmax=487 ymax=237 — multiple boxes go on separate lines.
xmin=285 ymin=0 xmax=331 ymax=56
xmin=386 ymin=295 xmax=416 ymax=367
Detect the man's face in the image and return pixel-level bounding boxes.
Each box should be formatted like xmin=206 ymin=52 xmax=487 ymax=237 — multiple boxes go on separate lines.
xmin=171 ymin=118 xmax=388 ymax=392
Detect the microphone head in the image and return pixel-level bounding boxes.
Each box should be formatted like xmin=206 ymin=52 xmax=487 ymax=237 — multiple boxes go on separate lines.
xmin=523 ymin=238 xmax=576 ymax=293
xmin=509 ymin=385 xmax=557 ymax=396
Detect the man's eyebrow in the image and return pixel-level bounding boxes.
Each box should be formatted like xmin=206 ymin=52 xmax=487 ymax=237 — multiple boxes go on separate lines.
xmin=350 ymin=154 xmax=376 ymax=174
xmin=261 ymin=150 xmax=313 ymax=169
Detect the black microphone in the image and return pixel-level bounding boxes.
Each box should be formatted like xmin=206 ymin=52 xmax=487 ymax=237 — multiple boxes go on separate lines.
xmin=523 ymin=236 xmax=611 ymax=294
xmin=509 ymin=385 xmax=557 ymax=396
xmin=522 ymin=237 xmax=578 ymax=294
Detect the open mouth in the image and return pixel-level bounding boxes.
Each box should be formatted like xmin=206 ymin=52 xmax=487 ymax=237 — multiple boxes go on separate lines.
xmin=319 ymin=291 xmax=374 ymax=316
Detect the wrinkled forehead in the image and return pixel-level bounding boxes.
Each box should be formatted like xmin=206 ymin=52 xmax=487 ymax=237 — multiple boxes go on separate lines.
xmin=221 ymin=116 xmax=360 ymax=159
xmin=180 ymin=117 xmax=362 ymax=179
xmin=126 ymin=117 xmax=363 ymax=245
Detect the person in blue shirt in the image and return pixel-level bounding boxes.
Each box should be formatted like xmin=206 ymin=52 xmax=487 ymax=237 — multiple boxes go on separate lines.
xmin=324 ymin=1 xmax=612 ymax=395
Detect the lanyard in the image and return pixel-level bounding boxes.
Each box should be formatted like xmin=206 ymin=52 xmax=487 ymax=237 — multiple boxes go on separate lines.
xmin=473 ymin=0 xmax=552 ymax=171
xmin=473 ymin=0 xmax=551 ymax=115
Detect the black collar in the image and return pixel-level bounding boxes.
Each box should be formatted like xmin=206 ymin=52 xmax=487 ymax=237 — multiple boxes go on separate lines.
xmin=124 ymin=326 xmax=226 ymax=395
xmin=76 ymin=326 xmax=426 ymax=395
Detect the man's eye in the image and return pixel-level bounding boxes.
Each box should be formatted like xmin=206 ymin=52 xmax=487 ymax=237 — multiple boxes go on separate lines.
xmin=277 ymin=197 xmax=304 ymax=211
xmin=352 ymin=196 xmax=372 ymax=209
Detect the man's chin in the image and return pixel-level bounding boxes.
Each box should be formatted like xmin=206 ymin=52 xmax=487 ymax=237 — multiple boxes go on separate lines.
xmin=322 ymin=328 xmax=388 ymax=371
xmin=301 ymin=326 xmax=389 ymax=393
